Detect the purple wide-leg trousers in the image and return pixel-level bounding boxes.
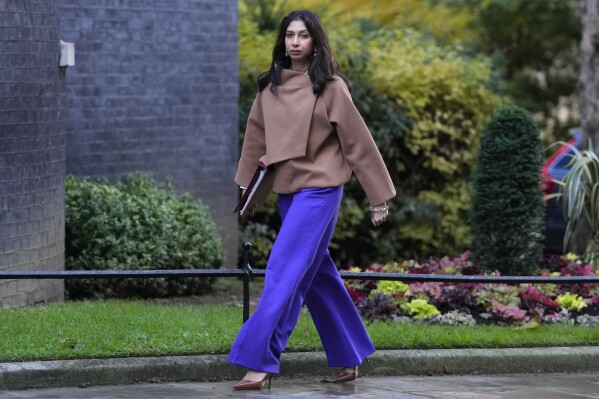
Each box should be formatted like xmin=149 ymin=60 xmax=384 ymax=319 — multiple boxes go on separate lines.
xmin=228 ymin=186 xmax=375 ymax=373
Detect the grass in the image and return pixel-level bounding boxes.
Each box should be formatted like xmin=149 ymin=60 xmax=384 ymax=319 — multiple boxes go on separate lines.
xmin=1 ymin=300 xmax=599 ymax=362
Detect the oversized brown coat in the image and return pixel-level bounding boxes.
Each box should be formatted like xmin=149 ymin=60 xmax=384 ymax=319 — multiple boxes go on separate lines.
xmin=235 ymin=69 xmax=396 ymax=206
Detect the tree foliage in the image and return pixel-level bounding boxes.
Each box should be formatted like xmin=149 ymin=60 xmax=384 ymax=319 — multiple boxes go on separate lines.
xmin=451 ymin=0 xmax=581 ymax=143
xmin=470 ymin=106 xmax=545 ymax=275
xmin=312 ymin=0 xmax=582 ymax=143
xmin=302 ymin=0 xmax=478 ymax=45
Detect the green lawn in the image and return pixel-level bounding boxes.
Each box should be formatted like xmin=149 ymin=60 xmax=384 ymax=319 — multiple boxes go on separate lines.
xmin=1 ymin=300 xmax=598 ymax=362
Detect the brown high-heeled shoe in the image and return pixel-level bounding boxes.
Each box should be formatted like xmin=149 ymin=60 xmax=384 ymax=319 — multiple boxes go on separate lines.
xmin=331 ymin=365 xmax=358 ymax=383
xmin=233 ymin=373 xmax=272 ymax=390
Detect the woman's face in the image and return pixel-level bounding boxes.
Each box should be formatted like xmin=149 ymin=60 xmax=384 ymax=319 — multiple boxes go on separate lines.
xmin=285 ymin=20 xmax=314 ymax=65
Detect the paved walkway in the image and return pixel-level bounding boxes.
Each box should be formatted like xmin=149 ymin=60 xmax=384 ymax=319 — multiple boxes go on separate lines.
xmin=2 ymin=347 xmax=599 ymax=398
xmin=2 ymin=347 xmax=599 ymax=392
xmin=2 ymin=372 xmax=599 ymax=398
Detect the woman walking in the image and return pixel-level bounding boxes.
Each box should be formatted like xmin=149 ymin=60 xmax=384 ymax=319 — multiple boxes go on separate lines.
xmin=229 ymin=9 xmax=396 ymax=390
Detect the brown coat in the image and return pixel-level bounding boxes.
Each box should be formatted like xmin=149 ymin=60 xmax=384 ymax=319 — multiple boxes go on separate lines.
xmin=235 ymin=69 xmax=396 ymax=206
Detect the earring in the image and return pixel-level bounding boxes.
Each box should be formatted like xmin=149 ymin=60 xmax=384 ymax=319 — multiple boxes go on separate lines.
xmin=285 ymin=51 xmax=288 ymax=57
xmin=313 ymin=50 xmax=317 ymax=57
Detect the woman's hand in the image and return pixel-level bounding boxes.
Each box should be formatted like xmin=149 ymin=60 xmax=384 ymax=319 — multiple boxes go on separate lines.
xmin=370 ymin=203 xmax=389 ymax=227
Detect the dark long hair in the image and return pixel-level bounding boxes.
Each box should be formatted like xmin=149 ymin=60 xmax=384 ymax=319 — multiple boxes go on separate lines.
xmin=257 ymin=9 xmax=350 ymax=95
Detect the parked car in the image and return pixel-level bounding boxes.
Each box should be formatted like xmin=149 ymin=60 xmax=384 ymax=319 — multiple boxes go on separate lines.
xmin=542 ymin=128 xmax=582 ymax=254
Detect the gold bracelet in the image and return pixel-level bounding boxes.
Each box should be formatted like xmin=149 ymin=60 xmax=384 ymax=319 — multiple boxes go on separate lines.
xmin=369 ymin=206 xmax=389 ymax=213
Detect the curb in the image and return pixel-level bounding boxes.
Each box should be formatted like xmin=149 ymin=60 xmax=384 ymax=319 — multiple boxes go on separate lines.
xmin=1 ymin=347 xmax=598 ymax=390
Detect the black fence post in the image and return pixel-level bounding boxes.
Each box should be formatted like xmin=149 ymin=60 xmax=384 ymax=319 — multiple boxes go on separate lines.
xmin=241 ymin=242 xmax=253 ymax=323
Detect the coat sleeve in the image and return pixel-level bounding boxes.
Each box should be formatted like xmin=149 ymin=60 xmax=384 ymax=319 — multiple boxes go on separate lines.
xmin=324 ymin=80 xmax=396 ymax=206
xmin=235 ymin=93 xmax=266 ymax=187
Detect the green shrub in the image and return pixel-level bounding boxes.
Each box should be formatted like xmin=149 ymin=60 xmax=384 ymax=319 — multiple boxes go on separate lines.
xmin=362 ymin=28 xmax=502 ymax=261
xmin=65 ymin=173 xmax=224 ymax=299
xmin=470 ymin=106 xmax=545 ymax=275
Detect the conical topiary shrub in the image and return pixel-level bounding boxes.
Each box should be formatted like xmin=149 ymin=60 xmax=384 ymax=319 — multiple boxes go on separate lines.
xmin=470 ymin=106 xmax=545 ymax=275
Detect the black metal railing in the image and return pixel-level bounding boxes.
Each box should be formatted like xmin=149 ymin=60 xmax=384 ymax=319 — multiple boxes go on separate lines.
xmin=2 ymin=242 xmax=599 ymax=322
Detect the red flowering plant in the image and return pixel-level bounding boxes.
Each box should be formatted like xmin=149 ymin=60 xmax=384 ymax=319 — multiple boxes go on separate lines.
xmin=519 ymin=285 xmax=561 ymax=317
xmin=488 ymin=301 xmax=528 ymax=323
xmin=343 ymin=252 xmax=599 ymax=326
xmin=558 ymin=259 xmax=598 ymax=298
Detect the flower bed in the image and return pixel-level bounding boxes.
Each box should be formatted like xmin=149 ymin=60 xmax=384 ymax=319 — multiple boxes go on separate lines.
xmin=344 ymin=253 xmax=599 ymax=326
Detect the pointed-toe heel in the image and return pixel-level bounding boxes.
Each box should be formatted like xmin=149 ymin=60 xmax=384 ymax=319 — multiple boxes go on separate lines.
xmin=331 ymin=365 xmax=358 ymax=383
xmin=233 ymin=373 xmax=272 ymax=390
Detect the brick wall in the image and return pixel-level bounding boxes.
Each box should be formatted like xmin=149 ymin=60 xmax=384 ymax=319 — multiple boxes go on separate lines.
xmin=60 ymin=0 xmax=239 ymax=264
xmin=0 ymin=0 xmax=66 ymax=308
